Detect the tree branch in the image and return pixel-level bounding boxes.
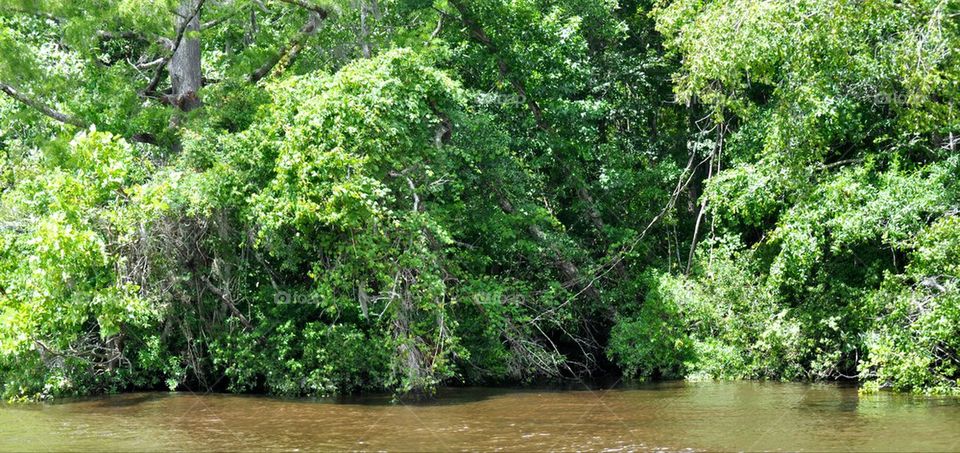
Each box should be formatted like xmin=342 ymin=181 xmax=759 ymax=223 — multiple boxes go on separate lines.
xmin=0 ymin=82 xmax=89 ymax=128
xmin=201 ymin=274 xmax=253 ymax=330
xmin=249 ymin=12 xmax=322 ymax=83
xmin=1 ymin=82 xmax=160 ymax=145
xmin=142 ymin=0 xmax=206 ymax=98
xmin=820 ymin=157 xmax=864 ymax=171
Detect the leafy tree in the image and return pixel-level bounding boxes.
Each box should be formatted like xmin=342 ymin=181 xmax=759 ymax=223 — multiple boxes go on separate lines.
xmin=1 ymin=0 xmax=958 ymax=400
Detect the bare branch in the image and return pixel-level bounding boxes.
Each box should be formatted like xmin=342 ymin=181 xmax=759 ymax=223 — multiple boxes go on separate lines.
xmin=820 ymin=157 xmax=865 ymax=171
xmin=201 ymin=274 xmax=253 ymax=330
xmin=389 ymin=170 xmax=421 ymax=212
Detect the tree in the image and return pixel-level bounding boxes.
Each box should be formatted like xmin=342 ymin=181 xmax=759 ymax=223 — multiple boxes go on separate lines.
xmin=2 ymin=0 xmax=957 ymax=400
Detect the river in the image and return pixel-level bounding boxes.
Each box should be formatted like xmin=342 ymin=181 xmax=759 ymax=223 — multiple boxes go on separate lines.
xmin=2 ymin=381 xmax=959 ymax=451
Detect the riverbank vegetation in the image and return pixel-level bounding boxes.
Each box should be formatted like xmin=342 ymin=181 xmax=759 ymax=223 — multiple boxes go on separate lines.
xmin=0 ymin=0 xmax=957 ymax=400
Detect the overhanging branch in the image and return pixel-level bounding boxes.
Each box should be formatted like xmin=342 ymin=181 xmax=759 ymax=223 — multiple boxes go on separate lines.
xmin=0 ymin=82 xmax=89 ymax=128
xmin=1 ymin=81 xmax=160 ymax=145
xmin=447 ymin=0 xmax=548 ymax=131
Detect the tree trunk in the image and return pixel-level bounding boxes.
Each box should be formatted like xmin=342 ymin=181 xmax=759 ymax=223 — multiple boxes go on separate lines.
xmin=359 ymin=0 xmax=372 ymax=58
xmin=170 ymin=0 xmax=203 ymax=112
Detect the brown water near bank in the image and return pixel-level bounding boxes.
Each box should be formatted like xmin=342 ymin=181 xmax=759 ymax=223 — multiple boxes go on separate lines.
xmin=2 ymin=381 xmax=959 ymax=451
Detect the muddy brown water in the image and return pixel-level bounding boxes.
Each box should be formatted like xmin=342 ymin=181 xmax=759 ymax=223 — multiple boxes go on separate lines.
xmin=2 ymin=381 xmax=960 ymax=451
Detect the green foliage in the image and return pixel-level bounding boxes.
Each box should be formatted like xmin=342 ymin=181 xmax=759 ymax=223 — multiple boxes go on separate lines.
xmin=1 ymin=0 xmax=958 ymax=400
xmin=861 ymin=216 xmax=960 ymax=394
xmin=608 ymin=272 xmax=693 ymax=380
xmin=610 ymin=248 xmax=812 ymax=382
xmin=0 ymin=129 xmax=158 ymax=399
xmin=639 ymin=0 xmax=960 ymax=394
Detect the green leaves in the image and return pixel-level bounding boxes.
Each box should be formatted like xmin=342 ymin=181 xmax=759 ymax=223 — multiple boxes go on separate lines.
xmin=2 ymin=0 xmax=956 ymax=400
xmin=645 ymin=0 xmax=960 ymax=393
xmin=0 ymin=129 xmax=157 ymax=399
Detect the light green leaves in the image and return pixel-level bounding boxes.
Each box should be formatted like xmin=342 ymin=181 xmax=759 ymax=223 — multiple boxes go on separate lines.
xmin=0 ymin=129 xmax=156 ymax=397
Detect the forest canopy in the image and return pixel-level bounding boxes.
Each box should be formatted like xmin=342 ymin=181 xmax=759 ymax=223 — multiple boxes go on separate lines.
xmin=0 ymin=0 xmax=958 ymax=400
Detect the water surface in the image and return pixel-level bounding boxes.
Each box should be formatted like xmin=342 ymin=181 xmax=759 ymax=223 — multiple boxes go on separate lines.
xmin=2 ymin=381 xmax=959 ymax=451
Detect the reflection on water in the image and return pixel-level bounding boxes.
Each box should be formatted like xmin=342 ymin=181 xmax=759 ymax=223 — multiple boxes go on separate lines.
xmin=2 ymin=381 xmax=960 ymax=451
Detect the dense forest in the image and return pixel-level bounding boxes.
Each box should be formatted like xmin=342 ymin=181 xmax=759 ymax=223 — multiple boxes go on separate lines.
xmin=0 ymin=0 xmax=957 ymax=401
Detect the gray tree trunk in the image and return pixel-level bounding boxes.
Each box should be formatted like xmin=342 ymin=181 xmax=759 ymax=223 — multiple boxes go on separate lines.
xmin=170 ymin=0 xmax=202 ymax=112
xmin=359 ymin=0 xmax=372 ymax=58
